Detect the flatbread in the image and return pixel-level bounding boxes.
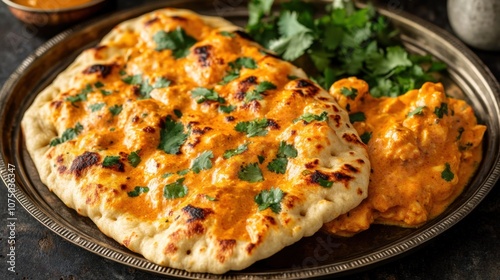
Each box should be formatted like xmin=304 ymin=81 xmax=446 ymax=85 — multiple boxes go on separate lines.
xmin=22 ymin=9 xmax=370 ymax=273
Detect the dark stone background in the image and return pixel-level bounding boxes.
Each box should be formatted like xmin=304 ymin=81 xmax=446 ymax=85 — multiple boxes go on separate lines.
xmin=0 ymin=0 xmax=498 ymax=279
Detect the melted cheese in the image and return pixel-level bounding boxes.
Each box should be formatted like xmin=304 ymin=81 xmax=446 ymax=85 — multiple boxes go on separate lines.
xmin=324 ymin=77 xmax=486 ymax=236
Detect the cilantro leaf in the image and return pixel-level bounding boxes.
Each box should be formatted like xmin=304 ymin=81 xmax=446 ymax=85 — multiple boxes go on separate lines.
xmin=238 ymin=163 xmax=264 ymax=182
xmin=340 ymin=87 xmax=358 ymax=100
xmin=127 ymin=186 xmax=149 ymax=197
xmin=153 ymin=27 xmax=197 ymax=59
xmin=235 ymin=118 xmax=269 ymax=137
xmin=66 ymin=84 xmax=91 ymax=104
xmin=441 ymin=163 xmax=454 ymax=182
xmin=269 ymin=11 xmax=314 ymax=61
xmin=191 ymin=150 xmax=214 ymax=173
xmin=223 ymin=143 xmax=249 ymax=159
xmin=257 ymin=155 xmax=265 ymax=164
xmin=434 ymin=103 xmax=448 ymax=118
xmin=367 ymin=46 xmax=412 ymax=76
xmin=158 ymin=116 xmax=188 ymax=154
xmin=122 ymin=74 xmax=142 ymax=85
xmin=127 ymin=151 xmax=141 ymax=167
xmin=153 ymin=77 xmax=171 ymax=89
xmin=139 ymin=79 xmax=153 ymax=99
xmin=109 ymin=104 xmax=123 ymax=116
xmin=94 ymin=81 xmax=104 ymax=88
xmin=163 ymin=178 xmax=188 ymax=199
xmin=277 ymin=141 xmax=298 ymax=158
xmin=100 ymin=89 xmax=113 ymax=96
xmin=174 ymin=109 xmax=182 ymax=118
xmin=49 ymin=122 xmax=84 ymax=147
xmin=177 ymin=169 xmax=190 ymax=176
xmin=205 ymin=195 xmax=217 ymax=201
xmin=360 ymin=131 xmax=372 ymax=144
xmin=88 ymin=103 xmax=105 ymax=112
xmin=220 ymin=57 xmax=258 ymax=85
xmin=267 ymin=157 xmax=288 ymax=174
xmin=245 ymin=81 xmax=277 ymax=103
xmin=349 ymin=112 xmax=366 ymax=123
xmin=191 ymin=87 xmax=225 ymax=103
xmin=219 ymin=104 xmax=236 ymax=114
xmin=311 ymin=170 xmax=333 ymax=188
xmin=102 ymin=155 xmax=121 ymax=167
xmin=407 ymin=106 xmax=426 ymax=117
xmin=296 ymin=111 xmax=328 ymax=124
xmin=248 ymin=0 xmax=274 ymax=26
xmin=254 ymin=187 xmax=284 ymax=213
xmin=219 ymin=31 xmax=235 ymax=38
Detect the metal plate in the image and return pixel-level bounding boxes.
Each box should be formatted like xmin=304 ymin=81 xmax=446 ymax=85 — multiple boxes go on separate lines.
xmin=1 ymin=1 xmax=499 ymax=279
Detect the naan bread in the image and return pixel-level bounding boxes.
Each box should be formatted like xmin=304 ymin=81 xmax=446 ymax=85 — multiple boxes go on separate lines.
xmin=22 ymin=9 xmax=370 ymax=273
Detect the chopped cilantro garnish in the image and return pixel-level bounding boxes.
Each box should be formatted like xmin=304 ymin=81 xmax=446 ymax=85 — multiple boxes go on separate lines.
xmin=153 ymin=27 xmax=197 ymax=59
xmin=238 ymin=163 xmax=264 ymax=182
xmin=219 ymin=31 xmax=235 ymax=38
xmin=205 ymin=194 xmax=217 ymax=201
xmin=360 ymin=131 xmax=372 ymax=144
xmin=434 ymin=103 xmax=448 ymax=118
xmin=235 ymin=118 xmax=269 ymax=137
xmin=66 ymin=85 xmax=91 ymax=103
xmin=108 ymin=105 xmax=123 ymax=116
xmin=257 ymin=155 xmax=265 ymax=164
xmin=220 ymin=57 xmax=258 ymax=85
xmin=317 ymin=177 xmax=333 ymax=188
xmin=254 ymin=187 xmax=284 ymax=213
xmin=127 ymin=151 xmax=141 ymax=167
xmin=177 ymin=169 xmax=190 ymax=176
xmin=456 ymin=127 xmax=465 ymax=141
xmin=102 ymin=155 xmax=121 ymax=167
xmin=49 ymin=122 xmax=83 ymax=147
xmin=340 ymin=87 xmax=358 ymax=100
xmin=408 ymin=106 xmax=426 ymax=117
xmin=94 ymin=81 xmax=104 ymax=88
xmin=161 ymin=173 xmax=173 ymax=178
xmin=163 ymin=178 xmax=188 ymax=199
xmin=153 ymin=77 xmax=171 ymax=88
xmin=158 ymin=116 xmax=188 ymax=154
xmin=122 ymin=74 xmax=142 ymax=85
xmin=267 ymin=141 xmax=297 ymax=174
xmin=174 ymin=109 xmax=182 ymax=118
xmin=349 ymin=112 xmax=366 ymax=123
xmin=127 ymin=186 xmax=149 ymax=197
xmin=223 ymin=143 xmax=249 ymax=159
xmin=88 ymin=103 xmax=105 ymax=112
xmin=245 ymin=81 xmax=277 ymax=103
xmin=120 ymin=73 xmax=153 ymax=99
xmin=100 ymin=89 xmax=113 ymax=96
xmin=441 ymin=163 xmax=454 ymax=182
xmin=219 ymin=104 xmax=236 ymax=114
xmin=190 ymin=87 xmax=225 ymax=104
xmin=295 ymin=111 xmax=328 ymax=124
xmin=287 ymin=75 xmax=299 ymax=80
xmin=191 ymin=150 xmax=214 ymax=173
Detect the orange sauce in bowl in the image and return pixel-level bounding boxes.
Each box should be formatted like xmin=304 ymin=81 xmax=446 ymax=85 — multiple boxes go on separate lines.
xmin=13 ymin=0 xmax=95 ymax=9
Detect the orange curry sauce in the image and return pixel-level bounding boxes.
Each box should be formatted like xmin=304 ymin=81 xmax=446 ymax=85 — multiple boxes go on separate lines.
xmin=324 ymin=77 xmax=486 ymax=236
xmin=14 ymin=0 xmax=94 ymax=9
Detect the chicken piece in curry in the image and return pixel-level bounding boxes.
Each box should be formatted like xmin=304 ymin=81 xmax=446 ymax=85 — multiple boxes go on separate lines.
xmin=323 ymin=77 xmax=486 ymax=236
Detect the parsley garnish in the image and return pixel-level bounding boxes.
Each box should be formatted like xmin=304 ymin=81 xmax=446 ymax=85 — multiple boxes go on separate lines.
xmin=434 ymin=103 xmax=448 ymax=118
xmin=441 ymin=163 xmax=454 ymax=182
xmin=254 ymin=187 xmax=284 ymax=213
xmin=88 ymin=103 xmax=105 ymax=112
xmin=235 ymin=118 xmax=269 ymax=137
xmin=223 ymin=143 xmax=249 ymax=159
xmin=49 ymin=122 xmax=83 ymax=147
xmin=127 ymin=186 xmax=149 ymax=197
xmin=153 ymin=27 xmax=197 ymax=59
xmin=220 ymin=57 xmax=258 ymax=85
xmin=238 ymin=163 xmax=264 ymax=182
xmin=163 ymin=178 xmax=188 ymax=199
xmin=268 ymin=11 xmax=314 ymax=61
xmin=190 ymin=87 xmax=225 ymax=104
xmin=191 ymin=150 xmax=214 ymax=173
xmin=128 ymin=151 xmax=141 ymax=167
xmin=245 ymin=81 xmax=277 ymax=103
xmin=102 ymin=155 xmax=121 ymax=167
xmin=109 ymin=105 xmax=123 ymax=116
xmin=219 ymin=104 xmax=236 ymax=114
xmin=295 ymin=111 xmax=328 ymax=124
xmin=340 ymin=87 xmax=358 ymax=100
xmin=349 ymin=112 xmax=366 ymax=123
xmin=408 ymin=106 xmax=426 ymax=117
xmin=267 ymin=141 xmax=298 ymax=174
xmin=158 ymin=116 xmax=188 ymax=154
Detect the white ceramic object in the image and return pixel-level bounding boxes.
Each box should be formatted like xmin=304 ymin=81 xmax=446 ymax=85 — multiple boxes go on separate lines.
xmin=447 ymin=0 xmax=500 ymax=51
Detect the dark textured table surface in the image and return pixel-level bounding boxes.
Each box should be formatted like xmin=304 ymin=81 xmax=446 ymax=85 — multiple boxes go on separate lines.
xmin=1 ymin=0 xmax=499 ymax=279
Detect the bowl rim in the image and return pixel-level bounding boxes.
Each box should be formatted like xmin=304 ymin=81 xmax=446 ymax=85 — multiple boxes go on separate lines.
xmin=1 ymin=0 xmax=107 ymax=13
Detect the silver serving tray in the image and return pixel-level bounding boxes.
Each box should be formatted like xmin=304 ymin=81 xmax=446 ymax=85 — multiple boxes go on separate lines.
xmin=1 ymin=1 xmax=499 ymax=279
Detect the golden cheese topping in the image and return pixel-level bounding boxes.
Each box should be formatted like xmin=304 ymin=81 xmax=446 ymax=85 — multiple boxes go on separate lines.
xmin=324 ymin=77 xmax=486 ymax=236
xmin=35 ymin=9 xmax=370 ymax=259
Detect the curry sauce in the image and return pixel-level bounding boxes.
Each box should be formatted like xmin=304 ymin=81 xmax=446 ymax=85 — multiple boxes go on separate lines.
xmin=324 ymin=77 xmax=486 ymax=236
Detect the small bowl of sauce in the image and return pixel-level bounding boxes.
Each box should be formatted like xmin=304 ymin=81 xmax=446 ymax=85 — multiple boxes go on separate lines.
xmin=2 ymin=0 xmax=110 ymax=26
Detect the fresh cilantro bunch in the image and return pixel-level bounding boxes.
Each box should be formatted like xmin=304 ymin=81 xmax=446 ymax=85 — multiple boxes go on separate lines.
xmin=246 ymin=0 xmax=446 ymax=96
